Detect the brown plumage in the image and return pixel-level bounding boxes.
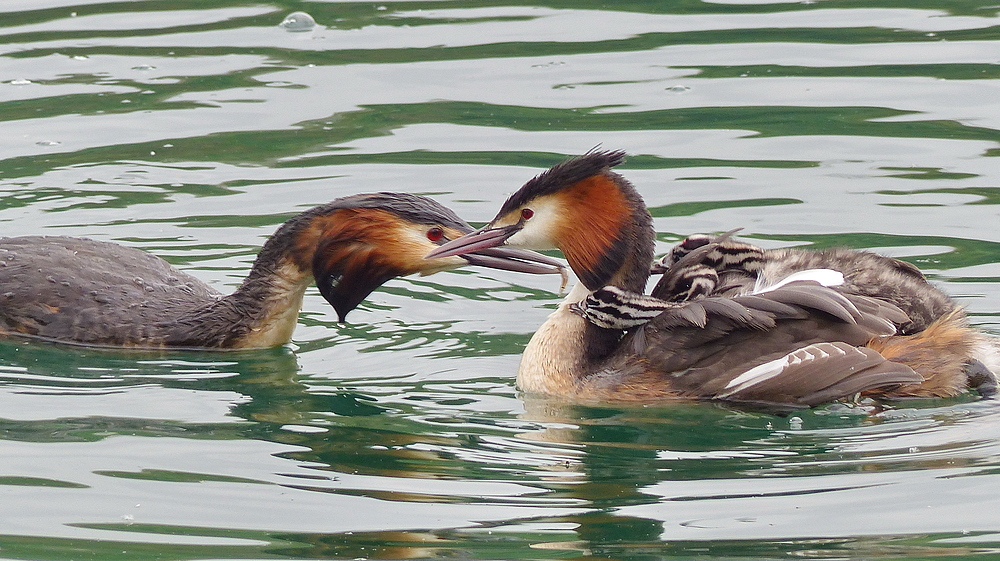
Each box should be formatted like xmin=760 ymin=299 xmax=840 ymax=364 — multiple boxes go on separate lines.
xmin=867 ymin=310 xmax=979 ymax=397
xmin=649 ymin=234 xmax=979 ymax=398
xmin=427 ymin=151 xmax=998 ymax=408
xmin=0 ymin=193 xmax=564 ymax=349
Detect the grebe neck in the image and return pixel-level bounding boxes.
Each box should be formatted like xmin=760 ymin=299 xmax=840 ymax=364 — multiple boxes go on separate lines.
xmin=169 ymin=212 xmax=320 ymax=349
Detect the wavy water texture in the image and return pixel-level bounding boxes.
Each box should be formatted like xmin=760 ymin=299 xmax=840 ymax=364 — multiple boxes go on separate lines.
xmin=2 ymin=1 xmax=1000 ymax=559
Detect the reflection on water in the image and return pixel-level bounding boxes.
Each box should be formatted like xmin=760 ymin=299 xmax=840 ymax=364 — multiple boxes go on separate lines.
xmin=3 ymin=0 xmax=1000 ymax=559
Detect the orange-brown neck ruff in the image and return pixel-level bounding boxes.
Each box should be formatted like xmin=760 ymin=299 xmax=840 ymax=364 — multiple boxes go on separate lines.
xmin=555 ymin=174 xmax=634 ymax=291
xmin=493 ymin=150 xmax=652 ymax=292
xmin=288 ymin=207 xmax=427 ymax=322
xmin=292 ymin=208 xmax=378 ymax=267
xmin=301 ymin=207 xmax=457 ymax=276
xmin=544 ymin=170 xmax=654 ymax=363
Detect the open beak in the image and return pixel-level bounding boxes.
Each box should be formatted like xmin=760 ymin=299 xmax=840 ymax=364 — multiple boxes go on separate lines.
xmin=427 ymin=224 xmax=568 ymax=287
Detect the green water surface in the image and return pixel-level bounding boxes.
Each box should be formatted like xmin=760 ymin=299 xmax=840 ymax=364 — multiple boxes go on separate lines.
xmin=3 ymin=1 xmax=1000 ymax=559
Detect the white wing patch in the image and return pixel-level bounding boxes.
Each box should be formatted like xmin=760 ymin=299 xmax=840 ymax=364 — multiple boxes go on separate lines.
xmin=720 ymin=342 xmax=851 ymax=396
xmin=754 ymin=268 xmax=844 ymax=294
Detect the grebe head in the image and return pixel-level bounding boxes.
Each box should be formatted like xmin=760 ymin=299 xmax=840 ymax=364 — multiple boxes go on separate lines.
xmin=426 ymin=150 xmax=653 ymax=291
xmin=294 ymin=193 xmax=564 ymax=322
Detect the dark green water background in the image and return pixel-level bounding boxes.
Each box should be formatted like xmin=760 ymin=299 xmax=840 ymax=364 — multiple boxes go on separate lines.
xmin=3 ymin=1 xmax=1000 ymax=559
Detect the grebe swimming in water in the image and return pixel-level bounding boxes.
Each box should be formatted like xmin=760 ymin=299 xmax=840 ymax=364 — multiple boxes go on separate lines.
xmin=0 ymin=192 xmax=564 ymax=349
xmin=427 ymin=151 xmax=997 ymax=407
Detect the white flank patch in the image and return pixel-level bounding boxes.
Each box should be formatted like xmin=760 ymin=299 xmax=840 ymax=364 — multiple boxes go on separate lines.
xmin=722 ymin=355 xmax=792 ymax=393
xmin=721 ymin=343 xmax=845 ymax=396
xmin=754 ymin=268 xmax=844 ymax=294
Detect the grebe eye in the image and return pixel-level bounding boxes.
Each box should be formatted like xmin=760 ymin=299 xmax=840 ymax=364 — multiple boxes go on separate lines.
xmin=426 ymin=227 xmax=444 ymax=242
xmin=520 ymin=208 xmax=534 ymax=220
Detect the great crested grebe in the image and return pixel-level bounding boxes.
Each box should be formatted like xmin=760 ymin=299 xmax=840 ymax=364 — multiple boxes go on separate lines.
xmin=427 ymin=151 xmax=998 ymax=407
xmin=0 ymin=192 xmax=564 ymax=349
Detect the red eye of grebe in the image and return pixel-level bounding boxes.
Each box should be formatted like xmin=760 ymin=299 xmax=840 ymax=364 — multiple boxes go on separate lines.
xmin=426 ymin=227 xmax=444 ymax=242
xmin=520 ymin=208 xmax=534 ymax=220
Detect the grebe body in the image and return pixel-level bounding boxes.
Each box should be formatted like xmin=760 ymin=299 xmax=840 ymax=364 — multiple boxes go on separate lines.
xmin=427 ymin=151 xmax=997 ymax=407
xmin=0 ymin=193 xmax=563 ymax=349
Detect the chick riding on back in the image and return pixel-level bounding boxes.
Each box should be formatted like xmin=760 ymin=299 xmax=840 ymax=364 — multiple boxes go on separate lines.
xmin=427 ymin=151 xmax=998 ymax=408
